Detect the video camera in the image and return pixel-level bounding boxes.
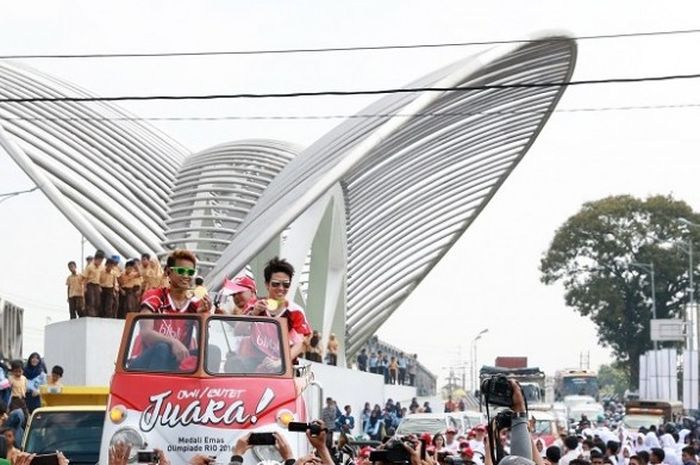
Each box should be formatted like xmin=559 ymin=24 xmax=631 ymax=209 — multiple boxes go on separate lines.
xmin=288 ymin=421 xmax=324 ymax=436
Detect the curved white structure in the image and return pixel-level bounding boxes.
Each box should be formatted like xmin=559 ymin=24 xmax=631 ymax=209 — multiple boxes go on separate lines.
xmin=162 ymin=140 xmax=299 ymax=276
xmin=0 ymin=34 xmax=577 ymax=360
xmin=0 ymin=62 xmax=188 ymax=258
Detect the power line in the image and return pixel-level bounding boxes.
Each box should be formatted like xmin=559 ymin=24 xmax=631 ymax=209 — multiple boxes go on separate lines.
xmin=2 ymin=102 xmax=700 ymax=123
xmin=2 ymin=28 xmax=700 ymax=60
xmin=0 ymin=73 xmax=699 ymax=103
xmin=0 ymin=186 xmax=39 ymax=197
xmin=0 ymin=186 xmax=39 ymax=205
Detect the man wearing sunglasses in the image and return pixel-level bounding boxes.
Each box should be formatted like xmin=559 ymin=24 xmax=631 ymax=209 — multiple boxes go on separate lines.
xmin=130 ymin=249 xmax=211 ymax=371
xmin=251 ymin=257 xmax=312 ymax=365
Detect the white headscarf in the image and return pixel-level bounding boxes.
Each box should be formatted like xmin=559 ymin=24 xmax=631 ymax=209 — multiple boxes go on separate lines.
xmin=645 ymin=432 xmax=661 ymax=449
xmin=620 ymin=445 xmax=634 ymax=465
xmin=660 ymin=434 xmax=682 ymax=465
xmin=677 ymin=430 xmax=691 ymax=451
xmin=636 ymin=433 xmax=648 ymax=453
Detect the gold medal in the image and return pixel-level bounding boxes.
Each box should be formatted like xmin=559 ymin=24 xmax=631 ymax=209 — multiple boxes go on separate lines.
xmin=266 ymin=299 xmax=279 ymax=311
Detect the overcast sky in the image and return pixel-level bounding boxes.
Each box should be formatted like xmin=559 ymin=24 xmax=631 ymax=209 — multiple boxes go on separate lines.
xmin=2 ymin=1 xmax=700 ymax=386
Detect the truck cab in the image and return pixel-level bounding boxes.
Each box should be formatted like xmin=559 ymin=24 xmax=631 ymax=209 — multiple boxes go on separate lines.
xmin=99 ymin=313 xmax=317 ymax=465
xmin=22 ymin=386 xmax=109 ymax=465
xmin=624 ymin=400 xmax=684 ymax=431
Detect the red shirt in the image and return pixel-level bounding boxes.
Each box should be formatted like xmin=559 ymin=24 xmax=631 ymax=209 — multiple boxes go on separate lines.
xmin=245 ymin=301 xmax=312 ymax=344
xmin=140 ymin=288 xmax=200 ymax=346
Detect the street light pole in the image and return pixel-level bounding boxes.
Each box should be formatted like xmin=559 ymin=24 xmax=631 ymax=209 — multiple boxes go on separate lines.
xmin=471 ymin=328 xmax=488 ymax=393
xmin=678 ymin=218 xmax=698 ymax=351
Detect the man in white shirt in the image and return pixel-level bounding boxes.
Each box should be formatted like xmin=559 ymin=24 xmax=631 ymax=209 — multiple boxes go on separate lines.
xmin=559 ymin=436 xmax=581 ymax=465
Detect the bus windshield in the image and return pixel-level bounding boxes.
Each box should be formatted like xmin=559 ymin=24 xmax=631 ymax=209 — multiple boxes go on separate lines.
xmin=123 ymin=315 xmax=287 ymax=376
xmin=206 ymin=318 xmax=286 ymax=375
xmin=562 ymin=377 xmax=599 ymax=397
xmin=124 ymin=316 xmax=200 ymax=373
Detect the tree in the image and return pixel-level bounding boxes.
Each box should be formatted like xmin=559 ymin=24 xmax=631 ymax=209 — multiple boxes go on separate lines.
xmin=598 ymin=363 xmax=630 ymax=398
xmin=540 ymin=195 xmax=700 ymax=387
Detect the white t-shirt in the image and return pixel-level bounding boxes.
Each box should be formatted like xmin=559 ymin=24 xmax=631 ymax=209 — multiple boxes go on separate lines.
xmin=560 ymin=449 xmax=581 ymax=465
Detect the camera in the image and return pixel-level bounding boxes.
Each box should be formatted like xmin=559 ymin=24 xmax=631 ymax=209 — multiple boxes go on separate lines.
xmin=137 ymin=451 xmax=159 ymax=464
xmin=288 ymin=421 xmax=323 ymax=436
xmin=368 ymin=438 xmax=412 ymax=464
xmin=480 ymin=374 xmax=513 ymax=407
xmin=494 ymin=409 xmax=515 ymax=430
xmin=248 ymin=432 xmax=276 ymax=446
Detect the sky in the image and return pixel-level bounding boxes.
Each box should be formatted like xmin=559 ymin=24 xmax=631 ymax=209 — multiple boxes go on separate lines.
xmin=2 ymin=0 xmax=700 ymax=388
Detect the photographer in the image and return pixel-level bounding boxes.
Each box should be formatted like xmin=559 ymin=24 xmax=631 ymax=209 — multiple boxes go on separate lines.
xmin=483 ymin=379 xmax=533 ymax=465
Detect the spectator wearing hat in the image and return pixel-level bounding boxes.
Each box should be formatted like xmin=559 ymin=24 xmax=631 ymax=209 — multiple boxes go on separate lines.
xmin=469 ymin=425 xmax=487 ymax=455
xmin=66 ymin=261 xmax=85 ymax=319
xmin=460 ymin=445 xmax=476 ymax=465
xmin=445 ymin=427 xmax=460 ymax=453
xmin=215 ymin=274 xmax=257 ymax=315
xmin=82 ymin=250 xmax=105 ymax=317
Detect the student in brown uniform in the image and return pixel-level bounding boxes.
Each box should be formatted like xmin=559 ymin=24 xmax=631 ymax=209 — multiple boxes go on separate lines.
xmin=82 ymin=251 xmax=105 ymax=317
xmin=65 ymin=261 xmax=84 ymax=319
xmin=139 ymin=253 xmax=163 ymax=296
xmin=99 ymin=258 xmax=119 ymax=318
xmin=110 ymin=256 xmax=122 ymax=318
xmin=66 ymin=261 xmax=85 ymax=320
xmin=119 ymin=259 xmax=142 ymax=317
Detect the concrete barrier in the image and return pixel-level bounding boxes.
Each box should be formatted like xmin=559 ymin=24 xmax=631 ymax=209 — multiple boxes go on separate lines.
xmin=44 ymin=317 xmax=124 ymax=385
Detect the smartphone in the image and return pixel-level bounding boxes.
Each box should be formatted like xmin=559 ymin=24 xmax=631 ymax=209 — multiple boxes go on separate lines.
xmin=31 ymin=454 xmax=60 ymax=465
xmin=248 ymin=432 xmax=276 ymax=446
xmin=137 ymin=451 xmax=159 ymax=463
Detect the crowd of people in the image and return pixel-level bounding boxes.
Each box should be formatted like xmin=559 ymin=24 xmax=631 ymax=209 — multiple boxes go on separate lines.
xmin=354 ymin=349 xmax=419 ymax=386
xmin=0 ymin=353 xmax=63 ymax=463
xmin=319 ymin=396 xmax=436 ymax=442
xmin=66 ymin=251 xmax=172 ymax=319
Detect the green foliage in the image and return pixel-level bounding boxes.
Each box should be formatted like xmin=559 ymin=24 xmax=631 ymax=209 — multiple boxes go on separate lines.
xmin=540 ymin=195 xmax=700 ymax=386
xmin=598 ymin=363 xmax=630 ymax=397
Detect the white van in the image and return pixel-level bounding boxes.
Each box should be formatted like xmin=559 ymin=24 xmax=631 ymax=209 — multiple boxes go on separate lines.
xmin=396 ymin=413 xmax=462 ymax=435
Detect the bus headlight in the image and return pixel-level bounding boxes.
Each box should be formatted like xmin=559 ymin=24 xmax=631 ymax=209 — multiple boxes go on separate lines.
xmin=276 ymin=410 xmax=295 ymax=428
xmin=110 ymin=427 xmax=145 ymax=463
xmin=109 ymin=405 xmax=127 ymax=424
